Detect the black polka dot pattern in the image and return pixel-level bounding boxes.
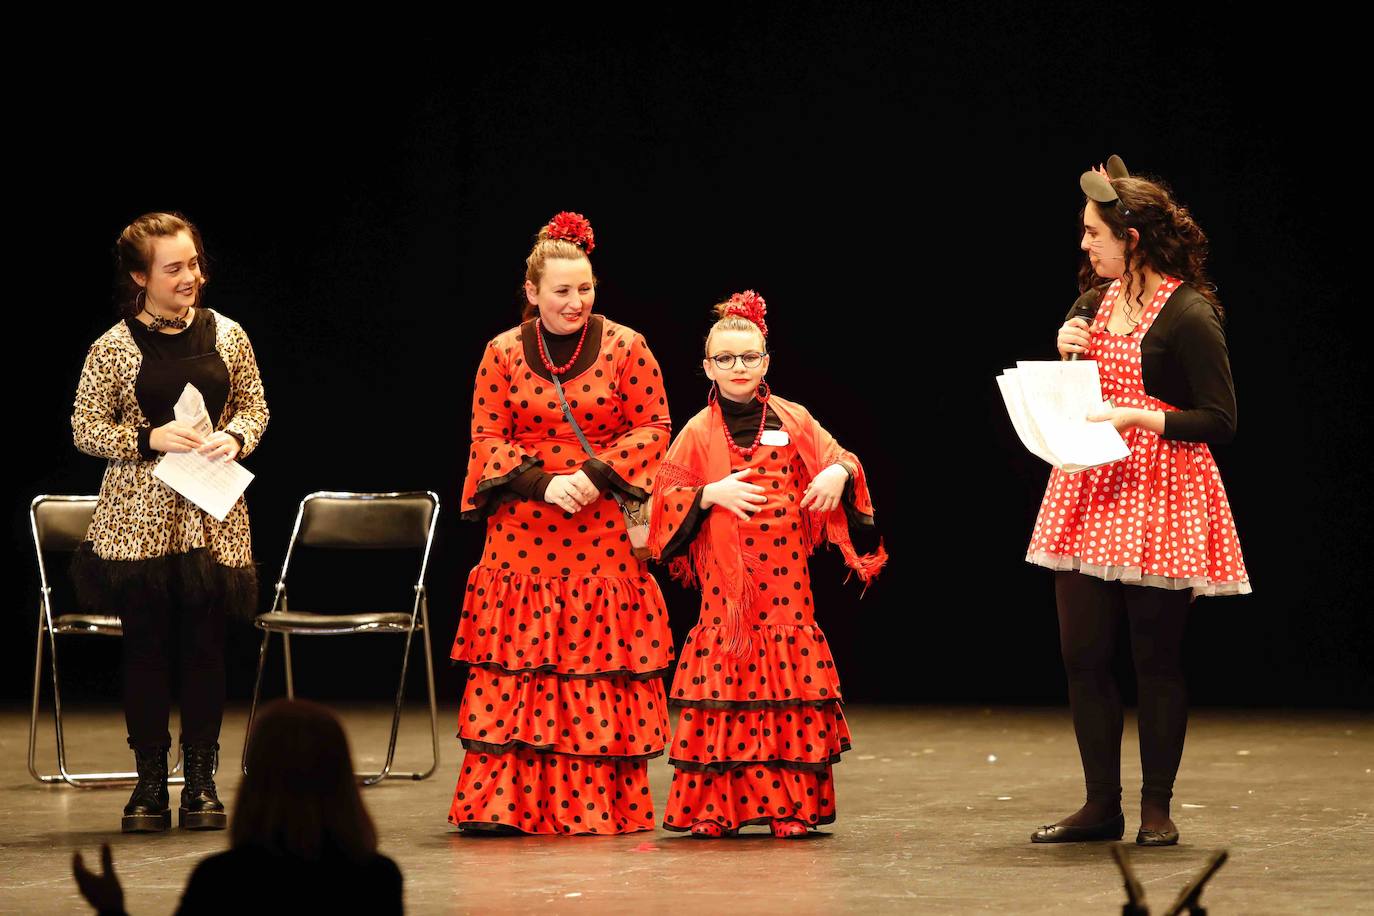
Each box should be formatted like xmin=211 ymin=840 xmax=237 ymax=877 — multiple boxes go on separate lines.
xmin=448 ymin=750 xmax=655 ymax=835
xmin=661 ymin=765 xmax=837 ymax=833
xmin=457 ymin=668 xmax=667 ymax=758
xmin=655 ymin=438 xmax=851 ymax=833
xmin=450 ymin=319 xmax=675 ymax=835
xmin=451 ymin=566 xmax=673 ymax=677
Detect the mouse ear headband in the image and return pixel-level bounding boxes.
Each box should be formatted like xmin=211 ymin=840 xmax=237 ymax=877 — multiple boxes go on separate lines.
xmin=544 ymin=211 xmax=596 ymax=253
xmin=1080 ymin=154 xmax=1131 ymax=216
xmin=721 ymin=289 xmax=769 ymax=339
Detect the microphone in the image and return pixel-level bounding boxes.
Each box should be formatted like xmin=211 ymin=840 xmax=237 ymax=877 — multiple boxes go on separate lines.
xmin=1065 ymin=300 xmax=1097 ymax=362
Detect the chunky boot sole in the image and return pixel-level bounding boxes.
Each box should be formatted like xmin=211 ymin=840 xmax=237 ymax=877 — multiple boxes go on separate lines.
xmin=179 ymin=806 xmax=227 ymax=830
xmin=122 ymin=810 xmax=171 ymax=833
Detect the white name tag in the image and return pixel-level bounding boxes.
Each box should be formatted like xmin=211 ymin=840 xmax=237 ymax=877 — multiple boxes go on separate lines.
xmin=759 ymin=429 xmax=790 ymax=446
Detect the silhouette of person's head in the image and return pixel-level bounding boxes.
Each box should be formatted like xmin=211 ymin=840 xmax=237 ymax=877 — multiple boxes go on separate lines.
xmin=234 ymin=699 xmax=377 ymax=861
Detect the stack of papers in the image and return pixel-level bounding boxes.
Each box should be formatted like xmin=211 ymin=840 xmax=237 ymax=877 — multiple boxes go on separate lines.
xmin=997 ymin=360 xmax=1130 ymax=473
xmin=152 ymin=384 xmax=255 ymax=521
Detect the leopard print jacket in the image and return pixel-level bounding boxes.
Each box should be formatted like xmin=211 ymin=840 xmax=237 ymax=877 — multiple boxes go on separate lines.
xmin=71 ymin=310 xmax=269 ymax=567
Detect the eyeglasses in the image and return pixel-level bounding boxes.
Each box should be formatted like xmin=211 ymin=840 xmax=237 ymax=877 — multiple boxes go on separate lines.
xmin=709 ymin=351 xmax=767 ymax=370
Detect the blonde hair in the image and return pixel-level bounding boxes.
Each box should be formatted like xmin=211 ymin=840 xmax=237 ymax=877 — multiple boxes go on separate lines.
xmin=114 ymin=212 xmax=207 ymax=317
xmin=705 ymin=300 xmax=766 ymax=355
xmin=521 ymin=226 xmax=594 ymax=320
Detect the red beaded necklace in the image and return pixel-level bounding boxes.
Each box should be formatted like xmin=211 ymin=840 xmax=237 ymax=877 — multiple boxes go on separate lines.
xmin=717 ymin=383 xmax=771 ymax=459
xmin=535 ymin=316 xmax=592 ymax=376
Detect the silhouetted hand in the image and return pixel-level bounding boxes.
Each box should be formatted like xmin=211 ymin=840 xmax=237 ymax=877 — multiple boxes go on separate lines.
xmin=72 ymin=843 xmax=125 ymax=914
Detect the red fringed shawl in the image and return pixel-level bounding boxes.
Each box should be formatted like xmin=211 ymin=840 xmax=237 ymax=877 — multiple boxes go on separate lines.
xmin=648 ymin=395 xmax=887 ymax=655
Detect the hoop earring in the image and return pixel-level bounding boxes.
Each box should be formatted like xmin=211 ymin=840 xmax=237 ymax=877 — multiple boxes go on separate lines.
xmin=707 ymin=381 xmax=719 ymax=406
xmin=133 ymin=289 xmax=146 ymax=314
xmin=755 ymin=380 xmax=771 ymax=402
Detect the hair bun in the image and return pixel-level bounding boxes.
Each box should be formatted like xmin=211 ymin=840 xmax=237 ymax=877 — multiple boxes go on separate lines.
xmin=543 ymin=211 xmax=596 ymax=253
xmin=721 ymin=289 xmax=768 ymax=338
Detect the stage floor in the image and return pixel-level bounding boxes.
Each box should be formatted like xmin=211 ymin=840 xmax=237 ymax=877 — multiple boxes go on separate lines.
xmin=2 ymin=705 xmax=1370 ymax=914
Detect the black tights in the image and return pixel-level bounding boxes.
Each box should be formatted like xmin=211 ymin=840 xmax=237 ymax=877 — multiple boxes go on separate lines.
xmin=121 ymin=589 xmax=226 ymax=750
xmin=1055 ymin=572 xmax=1190 ymax=824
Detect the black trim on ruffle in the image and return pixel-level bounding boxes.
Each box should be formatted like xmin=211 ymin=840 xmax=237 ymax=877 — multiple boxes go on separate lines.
xmin=661 ymin=812 xmax=837 ymax=833
xmin=458 ymin=736 xmax=666 ymax=761
xmin=657 ymin=486 xmax=705 ymax=562
xmin=450 ymin=659 xmax=673 ymax=682
xmin=70 ymin=542 xmax=259 ymax=620
xmin=583 ymin=457 xmax=651 ymax=503
xmin=461 ymin=455 xmax=544 ymax=522
xmin=669 ymin=696 xmax=844 ymax=711
xmin=668 ymin=745 xmax=851 ymax=773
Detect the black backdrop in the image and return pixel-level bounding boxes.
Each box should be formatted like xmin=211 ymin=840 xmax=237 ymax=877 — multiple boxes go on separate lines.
xmin=9 ymin=8 xmax=1370 ymax=711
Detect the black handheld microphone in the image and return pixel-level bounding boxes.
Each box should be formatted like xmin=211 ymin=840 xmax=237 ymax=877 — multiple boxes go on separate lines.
xmin=1065 ymin=301 xmax=1097 ymax=361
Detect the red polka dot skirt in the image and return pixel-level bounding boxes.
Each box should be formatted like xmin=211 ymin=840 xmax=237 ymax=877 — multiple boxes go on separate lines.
xmin=661 ymin=441 xmax=849 ymax=833
xmin=449 ymin=494 xmax=674 ymax=834
xmin=1027 ymin=278 xmax=1250 ymax=596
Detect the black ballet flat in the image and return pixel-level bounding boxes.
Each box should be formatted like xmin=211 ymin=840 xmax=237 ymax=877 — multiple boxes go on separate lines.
xmin=1030 ymin=812 xmax=1125 ymax=843
xmin=1135 ymin=826 xmax=1180 ymax=846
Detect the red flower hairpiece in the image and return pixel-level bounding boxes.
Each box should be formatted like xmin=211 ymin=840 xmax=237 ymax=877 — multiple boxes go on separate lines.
xmin=723 ymin=289 xmax=769 ymax=338
xmin=544 ymin=211 xmax=596 ymax=253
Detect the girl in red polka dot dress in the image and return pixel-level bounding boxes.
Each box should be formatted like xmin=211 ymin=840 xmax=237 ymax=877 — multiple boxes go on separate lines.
xmin=1026 ymin=159 xmax=1249 ymax=848
xmin=649 ymin=291 xmax=887 ymax=839
xmin=448 ymin=213 xmax=674 ymax=835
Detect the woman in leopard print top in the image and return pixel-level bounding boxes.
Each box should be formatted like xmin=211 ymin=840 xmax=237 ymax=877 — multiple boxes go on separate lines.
xmin=70 ymin=212 xmax=268 ymax=833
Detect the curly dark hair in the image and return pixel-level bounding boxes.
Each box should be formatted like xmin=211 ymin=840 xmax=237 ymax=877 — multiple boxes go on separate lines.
xmin=1077 ymin=175 xmax=1222 ymax=322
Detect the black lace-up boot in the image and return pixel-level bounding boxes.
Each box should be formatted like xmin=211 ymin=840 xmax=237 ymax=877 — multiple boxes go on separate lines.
xmin=179 ymin=742 xmax=227 ymax=830
xmin=122 ymin=746 xmax=171 ymax=832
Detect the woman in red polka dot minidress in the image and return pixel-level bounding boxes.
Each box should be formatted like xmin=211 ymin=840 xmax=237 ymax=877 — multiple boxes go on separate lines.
xmin=448 ymin=213 xmax=674 ymax=835
xmin=648 ymin=291 xmax=887 ymax=838
xmin=1026 ymin=160 xmax=1249 ymax=848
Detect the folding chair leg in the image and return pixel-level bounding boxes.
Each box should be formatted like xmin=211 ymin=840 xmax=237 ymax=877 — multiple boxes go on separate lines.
xmin=28 ymin=599 xmax=156 ymax=787
xmin=283 ymin=633 xmax=295 ymax=700
xmin=356 ymin=593 xmax=440 ymax=785
xmin=241 ymin=628 xmax=273 ymax=775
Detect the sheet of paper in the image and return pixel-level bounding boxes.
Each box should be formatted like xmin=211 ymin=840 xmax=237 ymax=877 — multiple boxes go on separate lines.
xmin=1000 ymin=361 xmax=1131 ymax=472
xmin=151 ymin=383 xmax=254 ymax=521
xmin=997 ymin=371 xmax=1060 ymax=466
xmin=153 ymin=451 xmax=255 ymax=521
xmin=173 ymin=382 xmax=215 ymax=438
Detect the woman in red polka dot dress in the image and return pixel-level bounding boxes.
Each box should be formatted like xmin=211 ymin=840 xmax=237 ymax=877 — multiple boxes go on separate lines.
xmin=1026 ymin=160 xmax=1249 ymax=848
xmin=648 ymin=291 xmax=887 ymax=839
xmin=448 ymin=213 xmax=674 ymax=835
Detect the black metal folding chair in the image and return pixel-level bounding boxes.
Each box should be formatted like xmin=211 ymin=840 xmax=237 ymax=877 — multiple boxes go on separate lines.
xmin=241 ymin=491 xmax=441 ymax=785
xmin=28 ymin=495 xmax=187 ymax=787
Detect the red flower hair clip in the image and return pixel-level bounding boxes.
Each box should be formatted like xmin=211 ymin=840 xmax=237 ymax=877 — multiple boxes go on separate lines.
xmin=544 ymin=211 xmax=596 ymax=253
xmin=723 ymin=289 xmax=769 ymax=338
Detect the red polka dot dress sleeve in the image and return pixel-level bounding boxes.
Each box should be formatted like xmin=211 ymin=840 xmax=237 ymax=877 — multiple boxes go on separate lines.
xmin=448 ymin=319 xmax=675 ymax=835
xmin=579 ymin=328 xmax=671 ymax=500
xmin=1026 ymin=279 xmax=1250 ymax=596
xmin=460 ymin=334 xmax=545 ymax=521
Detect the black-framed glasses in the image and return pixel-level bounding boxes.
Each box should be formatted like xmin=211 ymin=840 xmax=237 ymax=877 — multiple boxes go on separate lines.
xmin=709 ymin=351 xmax=767 ymax=370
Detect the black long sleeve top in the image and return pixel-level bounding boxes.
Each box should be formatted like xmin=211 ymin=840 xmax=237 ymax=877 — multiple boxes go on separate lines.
xmin=1066 ymin=282 xmax=1237 ymax=444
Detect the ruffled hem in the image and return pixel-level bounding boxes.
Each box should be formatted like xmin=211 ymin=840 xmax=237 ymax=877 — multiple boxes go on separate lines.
xmin=670 ymin=697 xmax=843 ymax=710
xmin=70 ymin=542 xmax=259 ymax=619
xmin=457 ymin=668 xmax=668 ymax=758
xmin=448 ymin=747 xmax=655 ymax=835
xmin=667 ymin=703 xmax=850 ymax=771
xmin=451 ymin=565 xmax=673 ymax=677
xmin=669 ymin=624 xmax=842 ymax=705
xmin=668 ymin=753 xmax=848 ymax=773
xmin=461 ymin=455 xmax=542 ymax=522
xmin=455 ymin=659 xmax=671 ymax=681
xmin=460 ymin=738 xmax=665 ymax=761
xmin=661 ymin=764 xmax=837 ymax=831
xmin=1026 ymin=550 xmax=1252 ymax=597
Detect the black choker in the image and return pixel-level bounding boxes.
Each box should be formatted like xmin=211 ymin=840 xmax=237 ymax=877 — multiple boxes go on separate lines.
xmin=144 ymin=308 xmax=190 ymax=332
